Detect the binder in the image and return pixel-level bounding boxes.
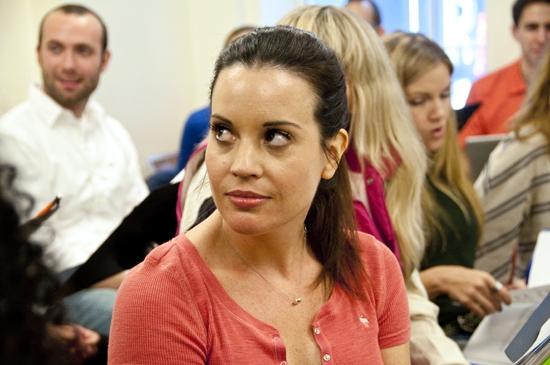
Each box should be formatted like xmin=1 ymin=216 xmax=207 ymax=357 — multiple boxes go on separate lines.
xmin=506 ymin=291 xmax=550 ymax=364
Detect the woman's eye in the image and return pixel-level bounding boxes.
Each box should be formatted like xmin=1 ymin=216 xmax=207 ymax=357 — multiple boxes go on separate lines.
xmin=212 ymin=125 xmax=235 ymax=142
xmin=409 ymin=98 xmax=424 ymax=106
xmin=441 ymin=91 xmax=451 ymax=99
xmin=265 ymin=130 xmax=291 ymax=147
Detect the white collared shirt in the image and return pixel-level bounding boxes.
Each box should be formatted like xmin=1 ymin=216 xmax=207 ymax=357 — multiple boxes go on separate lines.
xmin=0 ymin=83 xmax=148 ymax=272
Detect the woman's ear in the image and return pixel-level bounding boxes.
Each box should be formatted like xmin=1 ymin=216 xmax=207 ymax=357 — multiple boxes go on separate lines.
xmin=322 ymin=128 xmax=349 ymax=180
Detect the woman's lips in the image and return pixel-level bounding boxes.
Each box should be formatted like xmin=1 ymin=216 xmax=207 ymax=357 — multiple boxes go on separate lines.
xmin=226 ymin=190 xmax=270 ymax=209
xmin=431 ymin=126 xmax=445 ymax=139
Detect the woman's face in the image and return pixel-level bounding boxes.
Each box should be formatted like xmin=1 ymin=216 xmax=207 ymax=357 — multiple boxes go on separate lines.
xmin=206 ymin=65 xmax=346 ymax=235
xmin=405 ymin=62 xmax=451 ymax=153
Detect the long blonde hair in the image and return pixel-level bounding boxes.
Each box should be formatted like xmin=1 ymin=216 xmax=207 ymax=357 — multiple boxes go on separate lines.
xmin=383 ymin=31 xmax=484 ymax=252
xmin=279 ymin=6 xmax=426 ymax=278
xmin=514 ymin=44 xmax=550 ymax=143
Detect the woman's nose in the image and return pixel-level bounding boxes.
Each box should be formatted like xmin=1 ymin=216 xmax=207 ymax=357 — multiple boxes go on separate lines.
xmin=229 ymin=142 xmax=262 ymax=178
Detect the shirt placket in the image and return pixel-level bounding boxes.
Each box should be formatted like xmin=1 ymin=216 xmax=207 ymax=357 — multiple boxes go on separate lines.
xmin=312 ymin=322 xmax=333 ymax=363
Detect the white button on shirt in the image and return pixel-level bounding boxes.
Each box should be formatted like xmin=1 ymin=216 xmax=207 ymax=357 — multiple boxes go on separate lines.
xmin=0 ymin=84 xmax=148 ymax=272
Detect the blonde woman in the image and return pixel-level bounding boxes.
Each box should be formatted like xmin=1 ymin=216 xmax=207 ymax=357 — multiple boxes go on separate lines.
xmin=474 ymin=44 xmax=550 ymax=286
xmin=384 ymin=31 xmax=511 ymax=343
xmin=278 ymin=6 xmax=468 ymax=364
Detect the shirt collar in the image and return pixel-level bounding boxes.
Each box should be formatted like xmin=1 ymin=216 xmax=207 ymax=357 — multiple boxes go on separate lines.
xmin=28 ymin=83 xmax=102 ymax=127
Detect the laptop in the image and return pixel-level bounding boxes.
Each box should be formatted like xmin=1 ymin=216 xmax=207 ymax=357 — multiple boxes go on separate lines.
xmin=465 ymin=134 xmax=507 ymax=181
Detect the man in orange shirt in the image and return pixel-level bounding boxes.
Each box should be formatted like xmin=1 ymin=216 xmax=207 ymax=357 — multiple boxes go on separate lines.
xmin=459 ymin=0 xmax=550 ymax=148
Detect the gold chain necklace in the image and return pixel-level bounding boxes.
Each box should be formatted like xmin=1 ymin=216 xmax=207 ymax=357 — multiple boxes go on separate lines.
xmin=221 ymin=222 xmax=307 ymax=306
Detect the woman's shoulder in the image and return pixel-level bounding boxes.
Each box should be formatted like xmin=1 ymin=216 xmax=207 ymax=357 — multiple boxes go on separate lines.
xmin=124 ymin=234 xmax=204 ymax=288
xmin=356 ymin=232 xmax=401 ymax=276
xmin=145 ymin=234 xmax=195 ymax=264
xmin=475 ymin=130 xmax=550 ymax=197
xmin=495 ymin=129 xmax=547 ymax=155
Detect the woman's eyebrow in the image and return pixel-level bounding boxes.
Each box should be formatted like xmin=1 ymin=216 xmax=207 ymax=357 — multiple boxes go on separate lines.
xmin=211 ymin=114 xmax=233 ymax=125
xmin=263 ymin=121 xmax=302 ymax=129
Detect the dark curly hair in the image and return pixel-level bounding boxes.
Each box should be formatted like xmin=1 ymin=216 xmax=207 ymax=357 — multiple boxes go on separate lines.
xmin=0 ymin=165 xmax=73 ymax=365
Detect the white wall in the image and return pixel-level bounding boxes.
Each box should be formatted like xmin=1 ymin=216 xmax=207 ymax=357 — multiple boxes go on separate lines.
xmin=0 ymin=0 xmax=56 ymax=114
xmin=486 ymin=0 xmax=520 ymax=72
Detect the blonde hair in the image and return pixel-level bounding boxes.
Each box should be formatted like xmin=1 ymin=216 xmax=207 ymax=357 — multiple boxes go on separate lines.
xmin=514 ymin=44 xmax=550 ymax=143
xmin=279 ymin=6 xmax=426 ymax=277
xmin=383 ymin=31 xmax=484 ymax=252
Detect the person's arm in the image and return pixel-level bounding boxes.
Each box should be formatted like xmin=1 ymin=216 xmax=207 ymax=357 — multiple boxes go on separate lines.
xmin=381 ymin=342 xmax=410 ymax=365
xmin=420 ymin=265 xmax=511 ymax=316
xmin=47 ymin=323 xmax=100 ymax=363
xmin=108 ymin=257 xmax=207 ymax=365
xmin=407 ymin=269 xmax=470 ymax=365
xmin=89 ymin=270 xmax=128 ymax=289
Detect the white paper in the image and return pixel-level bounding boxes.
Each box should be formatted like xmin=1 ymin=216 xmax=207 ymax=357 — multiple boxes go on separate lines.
xmin=529 ymin=230 xmax=550 ymax=288
xmin=464 ymin=303 xmax=537 ymax=365
xmin=463 ymin=285 xmax=550 ymax=365
xmin=511 ymin=285 xmax=550 ymax=304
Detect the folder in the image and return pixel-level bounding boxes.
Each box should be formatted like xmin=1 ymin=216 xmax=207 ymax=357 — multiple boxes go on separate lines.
xmin=506 ymin=291 xmax=550 ymax=364
xmin=59 ymin=182 xmax=179 ymax=295
xmin=463 ymin=285 xmax=550 ymax=365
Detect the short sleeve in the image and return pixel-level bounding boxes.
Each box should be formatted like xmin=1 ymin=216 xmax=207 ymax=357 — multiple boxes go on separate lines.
xmin=376 ymin=242 xmax=410 ymax=348
xmin=357 ymin=233 xmax=410 ymax=349
xmin=108 ymin=246 xmax=208 ymax=365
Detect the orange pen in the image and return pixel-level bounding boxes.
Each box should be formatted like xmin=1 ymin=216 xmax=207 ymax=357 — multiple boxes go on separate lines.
xmin=35 ymin=195 xmax=62 ymax=218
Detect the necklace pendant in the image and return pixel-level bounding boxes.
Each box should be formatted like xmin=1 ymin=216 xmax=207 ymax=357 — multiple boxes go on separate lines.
xmin=293 ymin=298 xmax=302 ymax=305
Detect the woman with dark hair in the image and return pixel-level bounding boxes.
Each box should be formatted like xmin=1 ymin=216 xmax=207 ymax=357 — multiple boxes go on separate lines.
xmin=0 ymin=165 xmax=101 ymax=364
xmin=109 ymin=26 xmax=410 ymax=364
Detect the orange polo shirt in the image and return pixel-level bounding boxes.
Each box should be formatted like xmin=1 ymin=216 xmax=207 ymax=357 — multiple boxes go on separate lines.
xmin=458 ymin=60 xmax=527 ymax=148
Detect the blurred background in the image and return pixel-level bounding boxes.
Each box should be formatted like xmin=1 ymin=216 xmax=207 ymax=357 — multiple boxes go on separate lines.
xmin=0 ymin=0 xmax=517 ymax=176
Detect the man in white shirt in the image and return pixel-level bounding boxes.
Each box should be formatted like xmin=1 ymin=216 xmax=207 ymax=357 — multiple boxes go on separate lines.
xmin=0 ymin=4 xmax=148 ymax=336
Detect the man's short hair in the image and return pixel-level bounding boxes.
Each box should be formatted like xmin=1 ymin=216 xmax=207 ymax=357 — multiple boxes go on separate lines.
xmin=38 ymin=4 xmax=108 ymax=52
xmin=346 ymin=0 xmax=381 ymax=27
xmin=513 ymin=0 xmax=550 ymax=26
